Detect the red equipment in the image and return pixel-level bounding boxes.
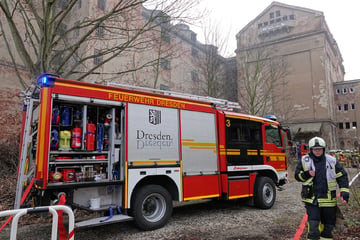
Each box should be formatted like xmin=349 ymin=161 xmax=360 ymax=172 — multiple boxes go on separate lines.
xmin=49 ymin=171 xmax=61 ymax=182
xmin=86 ymin=123 xmax=95 ymax=150
xmin=71 ymin=127 xmax=82 ymax=149
xmin=61 ymin=169 xmax=76 ymax=182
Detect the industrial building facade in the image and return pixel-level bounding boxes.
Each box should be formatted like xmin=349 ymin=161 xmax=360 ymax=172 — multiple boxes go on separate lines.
xmin=0 ymin=0 xmax=233 ymax=143
xmin=0 ymin=1 xmax=358 ymax=151
xmin=235 ymin=1 xmax=358 ymax=150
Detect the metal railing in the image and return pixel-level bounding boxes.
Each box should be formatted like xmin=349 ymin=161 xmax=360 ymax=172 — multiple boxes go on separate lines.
xmin=0 ymin=205 xmax=74 ymax=240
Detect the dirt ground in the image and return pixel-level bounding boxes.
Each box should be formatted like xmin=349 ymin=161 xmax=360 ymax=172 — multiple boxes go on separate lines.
xmin=1 ymin=166 xmax=359 ymax=240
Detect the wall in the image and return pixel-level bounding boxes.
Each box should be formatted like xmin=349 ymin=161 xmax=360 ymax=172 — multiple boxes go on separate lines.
xmin=235 ymin=2 xmax=344 ymax=149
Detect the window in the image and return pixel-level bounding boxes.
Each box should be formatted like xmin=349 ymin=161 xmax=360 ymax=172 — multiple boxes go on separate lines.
xmin=282 ymin=16 xmax=288 ymax=21
xmin=225 ymin=118 xmax=263 ymax=166
xmin=276 ymin=10 xmax=280 ymax=17
xmin=70 ymin=55 xmax=79 ymax=66
xmin=265 ymin=125 xmax=282 ymax=147
xmin=353 ymin=122 xmax=357 ymax=128
xmin=98 ymin=0 xmax=105 ymax=10
xmin=270 ymin=20 xmax=275 ymax=24
xmin=94 ymin=49 xmax=103 ymax=65
xmin=337 ymin=105 xmax=342 ymax=111
xmin=191 ymin=47 xmax=198 ymax=57
xmin=96 ymin=23 xmax=104 ymax=37
xmin=289 ymin=14 xmax=295 ymax=20
xmin=59 ymin=23 xmax=67 ymax=36
xmin=160 ymin=84 xmax=170 ymax=90
xmin=349 ymin=87 xmax=354 ymax=93
xmin=160 ymin=58 xmax=170 ymax=70
xmin=343 ymin=88 xmax=347 ymax=94
xmin=270 ymin=12 xmax=274 ymax=19
xmin=336 ymin=89 xmax=341 ymax=94
xmin=258 ymin=23 xmax=263 ymax=28
xmin=54 ymin=52 xmax=64 ymax=66
xmin=161 ymin=29 xmax=170 ymax=43
xmin=191 ymin=71 xmax=198 ymax=82
xmin=339 ymin=123 xmax=343 ymax=129
xmin=352 ymin=103 xmax=356 ymax=110
xmin=264 ymin=22 xmax=268 ymax=26
xmin=190 ymin=33 xmax=197 ymax=41
xmin=344 ymin=104 xmax=348 ymax=111
xmin=74 ymin=21 xmax=80 ymax=37
xmin=345 ymin=122 xmax=350 ymax=129
xmin=276 ymin=18 xmax=281 ymax=22
xmin=77 ymin=0 xmax=82 ymax=9
xmin=58 ymin=0 xmax=68 ymax=10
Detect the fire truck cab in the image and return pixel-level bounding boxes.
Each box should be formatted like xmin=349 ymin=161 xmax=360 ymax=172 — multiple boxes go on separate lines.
xmin=15 ymin=75 xmax=291 ymax=230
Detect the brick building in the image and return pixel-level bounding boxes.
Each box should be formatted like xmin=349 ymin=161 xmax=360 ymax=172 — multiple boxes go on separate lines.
xmin=0 ymin=1 xmax=233 ymax=144
xmin=334 ymin=80 xmax=360 ymax=151
xmin=1 ymin=1 xmax=358 ymax=151
xmin=235 ymin=1 xmax=346 ymax=149
xmin=51 ymin=1 xmax=231 ymax=98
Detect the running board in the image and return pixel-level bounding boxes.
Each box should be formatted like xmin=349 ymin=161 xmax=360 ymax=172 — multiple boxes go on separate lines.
xmin=75 ymin=214 xmax=133 ymax=228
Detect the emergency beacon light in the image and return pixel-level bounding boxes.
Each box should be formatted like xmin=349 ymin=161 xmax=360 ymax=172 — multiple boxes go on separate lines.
xmin=37 ymin=73 xmax=58 ymax=87
xmin=264 ymin=115 xmax=277 ymax=121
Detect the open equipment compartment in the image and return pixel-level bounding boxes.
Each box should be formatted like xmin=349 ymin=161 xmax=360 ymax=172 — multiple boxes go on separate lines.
xmin=47 ymin=94 xmax=125 ymax=210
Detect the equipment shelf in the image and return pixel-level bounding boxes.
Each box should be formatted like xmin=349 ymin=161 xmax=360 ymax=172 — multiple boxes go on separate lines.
xmin=47 ymin=180 xmax=123 ymax=189
xmin=50 ymin=151 xmax=109 ymax=154
xmin=49 ymin=159 xmax=108 ymax=165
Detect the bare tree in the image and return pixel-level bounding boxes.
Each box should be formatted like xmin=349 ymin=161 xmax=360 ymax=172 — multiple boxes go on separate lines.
xmin=148 ymin=22 xmax=184 ymax=89
xmin=193 ymin=20 xmax=231 ymax=98
xmin=0 ymin=0 xmax=202 ymax=89
xmin=237 ymin=46 xmax=291 ymax=118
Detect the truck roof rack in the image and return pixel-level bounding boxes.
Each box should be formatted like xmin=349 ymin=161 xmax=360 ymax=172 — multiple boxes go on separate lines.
xmin=107 ymin=82 xmax=241 ymax=111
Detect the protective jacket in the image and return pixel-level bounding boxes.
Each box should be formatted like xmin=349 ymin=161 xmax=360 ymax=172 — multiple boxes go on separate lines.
xmin=295 ymin=154 xmax=349 ymax=207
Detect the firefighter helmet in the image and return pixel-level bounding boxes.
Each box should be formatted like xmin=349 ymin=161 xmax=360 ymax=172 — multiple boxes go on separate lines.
xmin=309 ymin=137 xmax=326 ymax=149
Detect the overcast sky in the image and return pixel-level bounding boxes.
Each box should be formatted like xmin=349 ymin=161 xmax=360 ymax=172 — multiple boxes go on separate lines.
xmin=193 ymin=0 xmax=359 ymax=80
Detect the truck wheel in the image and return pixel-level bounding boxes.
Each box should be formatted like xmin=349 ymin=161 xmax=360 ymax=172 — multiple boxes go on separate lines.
xmin=132 ymin=185 xmax=172 ymax=230
xmin=254 ymin=176 xmax=276 ymax=209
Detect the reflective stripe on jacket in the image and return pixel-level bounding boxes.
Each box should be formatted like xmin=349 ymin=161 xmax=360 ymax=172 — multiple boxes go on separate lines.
xmin=295 ymin=154 xmax=349 ymax=207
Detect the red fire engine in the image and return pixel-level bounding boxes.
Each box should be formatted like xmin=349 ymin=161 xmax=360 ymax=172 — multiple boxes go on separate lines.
xmin=15 ymin=74 xmax=291 ymax=230
xmin=301 ymin=143 xmax=309 ymax=156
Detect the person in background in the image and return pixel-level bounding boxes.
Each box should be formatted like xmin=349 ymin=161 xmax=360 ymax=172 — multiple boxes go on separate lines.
xmin=296 ymin=142 xmax=301 ymax=160
xmin=294 ymin=137 xmax=349 ymax=240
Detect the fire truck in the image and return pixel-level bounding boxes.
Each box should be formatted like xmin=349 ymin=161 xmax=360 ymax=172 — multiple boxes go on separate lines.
xmin=300 ymin=144 xmax=309 ymax=156
xmin=15 ymin=74 xmax=291 ymax=230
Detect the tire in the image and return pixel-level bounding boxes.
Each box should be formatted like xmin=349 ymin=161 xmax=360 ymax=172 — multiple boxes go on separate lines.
xmin=132 ymin=184 xmax=172 ymax=230
xmin=254 ymin=176 xmax=276 ymax=209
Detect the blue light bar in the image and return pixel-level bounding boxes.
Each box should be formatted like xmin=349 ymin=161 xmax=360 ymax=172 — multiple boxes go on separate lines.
xmin=264 ymin=114 xmax=277 ymax=121
xmin=41 ymin=76 xmax=49 ymax=85
xmin=37 ymin=73 xmax=58 ymax=87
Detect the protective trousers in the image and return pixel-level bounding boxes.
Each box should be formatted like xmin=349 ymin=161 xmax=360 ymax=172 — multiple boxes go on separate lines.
xmin=305 ymin=203 xmax=336 ymax=240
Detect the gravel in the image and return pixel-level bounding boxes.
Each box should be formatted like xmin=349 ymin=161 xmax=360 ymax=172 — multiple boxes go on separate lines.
xmin=1 ymin=167 xmax=359 ymax=240
xmin=0 ymin=181 xmax=306 ymax=240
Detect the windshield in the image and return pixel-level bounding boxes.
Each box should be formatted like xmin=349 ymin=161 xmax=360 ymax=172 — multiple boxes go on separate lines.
xmin=265 ymin=125 xmax=283 ymax=147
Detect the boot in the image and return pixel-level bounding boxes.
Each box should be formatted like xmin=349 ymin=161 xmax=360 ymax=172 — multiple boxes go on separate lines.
xmin=307 ymin=220 xmax=320 ymax=240
xmin=320 ymin=224 xmax=334 ymax=240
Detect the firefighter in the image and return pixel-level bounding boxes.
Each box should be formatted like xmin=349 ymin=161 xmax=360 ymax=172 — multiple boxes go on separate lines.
xmin=339 ymin=152 xmax=345 ymax=166
xmin=294 ymin=137 xmax=350 ymax=240
xmin=346 ymin=152 xmax=352 ymax=168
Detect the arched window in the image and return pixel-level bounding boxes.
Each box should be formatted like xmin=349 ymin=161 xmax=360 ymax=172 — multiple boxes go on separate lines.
xmin=354 ymin=141 xmax=359 ymax=149
xmin=340 ymin=141 xmax=345 ymax=149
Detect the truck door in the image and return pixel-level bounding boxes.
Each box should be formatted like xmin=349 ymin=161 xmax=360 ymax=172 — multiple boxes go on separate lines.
xmin=264 ymin=124 xmax=285 ymax=169
xmin=225 ymin=117 xmax=263 ymax=166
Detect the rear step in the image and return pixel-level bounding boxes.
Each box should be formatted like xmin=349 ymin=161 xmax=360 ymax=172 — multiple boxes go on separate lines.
xmin=75 ymin=214 xmax=133 ymax=228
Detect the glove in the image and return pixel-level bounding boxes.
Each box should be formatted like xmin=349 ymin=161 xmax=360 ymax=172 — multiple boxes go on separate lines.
xmin=302 ymin=170 xmax=313 ymax=180
xmin=341 ymin=192 xmax=349 ymax=203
